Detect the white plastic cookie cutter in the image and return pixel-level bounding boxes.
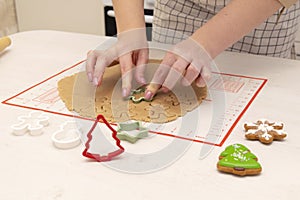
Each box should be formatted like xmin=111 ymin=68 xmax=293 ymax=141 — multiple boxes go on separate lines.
xmin=11 ymin=111 xmax=49 ymax=136
xmin=52 ymin=121 xmax=81 ymax=149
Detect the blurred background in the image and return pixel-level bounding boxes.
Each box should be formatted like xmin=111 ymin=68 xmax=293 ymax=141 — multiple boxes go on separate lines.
xmin=0 ymin=0 xmax=299 ymax=59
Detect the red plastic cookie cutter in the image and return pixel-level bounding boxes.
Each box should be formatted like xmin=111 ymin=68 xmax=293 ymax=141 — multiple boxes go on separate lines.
xmin=82 ymin=114 xmax=125 ymax=162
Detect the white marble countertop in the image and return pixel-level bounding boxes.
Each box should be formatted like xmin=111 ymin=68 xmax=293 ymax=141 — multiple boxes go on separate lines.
xmin=0 ymin=30 xmax=300 ymax=200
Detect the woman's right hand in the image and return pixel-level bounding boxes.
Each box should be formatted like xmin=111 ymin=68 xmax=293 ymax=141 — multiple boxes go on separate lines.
xmin=85 ymin=28 xmax=149 ymax=97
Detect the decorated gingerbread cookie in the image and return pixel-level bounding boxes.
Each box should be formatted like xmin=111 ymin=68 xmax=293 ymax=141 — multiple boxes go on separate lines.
xmin=244 ymin=119 xmax=287 ymax=144
xmin=218 ymin=143 xmax=257 ymax=160
xmin=217 ymin=144 xmax=262 ymax=176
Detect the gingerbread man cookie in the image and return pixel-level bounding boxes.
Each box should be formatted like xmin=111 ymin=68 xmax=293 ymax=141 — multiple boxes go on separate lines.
xmin=244 ymin=119 xmax=287 ymax=144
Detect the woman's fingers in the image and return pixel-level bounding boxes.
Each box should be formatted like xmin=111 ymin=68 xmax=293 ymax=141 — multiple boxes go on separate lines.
xmin=86 ymin=50 xmax=99 ymax=82
xmin=162 ymin=58 xmax=189 ymax=90
xmin=92 ymin=49 xmax=116 ymax=86
xmin=135 ymin=49 xmax=148 ymax=85
xmin=182 ymin=63 xmax=201 ymax=86
xmin=119 ymin=53 xmax=134 ymax=97
xmin=195 ymin=66 xmax=211 ymax=87
xmin=85 ymin=48 xmax=149 ymax=99
xmin=145 ymin=53 xmax=176 ymax=100
xmin=86 ymin=48 xmax=117 ymax=86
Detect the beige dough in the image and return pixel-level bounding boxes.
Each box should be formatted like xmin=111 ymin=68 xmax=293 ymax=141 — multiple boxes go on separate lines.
xmin=57 ymin=60 xmax=207 ymax=123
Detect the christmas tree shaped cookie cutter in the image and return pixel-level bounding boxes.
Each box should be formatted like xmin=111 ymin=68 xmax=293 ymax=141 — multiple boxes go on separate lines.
xmin=82 ymin=114 xmax=125 ymax=162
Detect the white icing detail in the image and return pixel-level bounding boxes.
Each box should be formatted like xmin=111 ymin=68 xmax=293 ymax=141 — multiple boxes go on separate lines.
xmin=232 ymin=152 xmax=249 ymax=161
xmin=233 ymin=144 xmax=241 ymax=149
xmin=274 ymin=122 xmax=283 ymax=127
xmin=246 ymin=130 xmax=258 ymax=135
xmin=261 ymin=132 xmax=272 ymax=140
xmin=245 ymin=122 xmax=257 ymax=127
xmin=266 ymin=126 xmax=274 ymax=131
xmin=258 ymin=124 xmax=266 ymax=130
xmin=276 ymin=130 xmax=285 ymax=135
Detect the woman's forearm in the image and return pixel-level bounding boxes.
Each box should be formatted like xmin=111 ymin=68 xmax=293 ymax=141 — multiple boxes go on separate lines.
xmin=191 ymin=0 xmax=283 ymax=58
xmin=112 ymin=0 xmax=146 ymax=32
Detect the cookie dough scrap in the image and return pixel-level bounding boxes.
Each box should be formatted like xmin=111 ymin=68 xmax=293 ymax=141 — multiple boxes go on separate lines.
xmin=57 ymin=60 xmax=207 ymax=123
xmin=244 ymin=119 xmax=287 ymax=144
xmin=217 ymin=144 xmax=262 ymax=176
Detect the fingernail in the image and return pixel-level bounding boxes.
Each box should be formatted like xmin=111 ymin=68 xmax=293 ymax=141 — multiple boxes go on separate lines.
xmin=145 ymin=91 xmax=153 ymax=100
xmin=93 ymin=77 xmax=99 ymax=86
xmin=88 ymin=73 xmax=92 ymax=82
xmin=122 ymin=88 xmax=128 ymax=97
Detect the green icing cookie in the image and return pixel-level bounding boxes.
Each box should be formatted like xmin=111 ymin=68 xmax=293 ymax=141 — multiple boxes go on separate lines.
xmin=217 ymin=144 xmax=262 ymax=176
xmin=218 ymin=152 xmax=261 ymax=169
xmin=219 ymin=143 xmax=257 ymax=160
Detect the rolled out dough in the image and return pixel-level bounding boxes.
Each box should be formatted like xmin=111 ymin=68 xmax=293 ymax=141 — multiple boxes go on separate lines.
xmin=57 ymin=60 xmax=207 ymax=123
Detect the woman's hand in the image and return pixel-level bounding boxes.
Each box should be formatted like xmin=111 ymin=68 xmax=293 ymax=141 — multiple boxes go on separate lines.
xmin=145 ymin=37 xmax=212 ymax=100
xmin=85 ymin=28 xmax=149 ymax=97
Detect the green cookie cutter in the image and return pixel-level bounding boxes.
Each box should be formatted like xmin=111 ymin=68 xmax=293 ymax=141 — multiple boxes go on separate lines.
xmin=126 ymin=85 xmax=154 ymax=104
xmin=116 ymin=121 xmax=148 ymax=143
